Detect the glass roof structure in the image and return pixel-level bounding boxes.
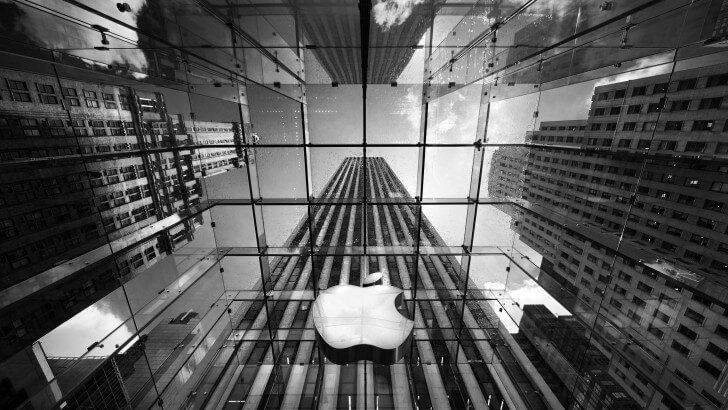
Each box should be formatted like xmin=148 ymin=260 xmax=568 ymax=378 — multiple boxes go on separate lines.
xmin=1 ymin=0 xmax=728 ymax=409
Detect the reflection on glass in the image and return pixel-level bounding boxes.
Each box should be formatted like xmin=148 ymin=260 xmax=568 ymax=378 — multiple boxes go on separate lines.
xmin=3 ymin=1 xmax=728 ymax=409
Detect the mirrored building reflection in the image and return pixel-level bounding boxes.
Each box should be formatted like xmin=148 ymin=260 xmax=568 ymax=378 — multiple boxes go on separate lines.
xmin=2 ymin=1 xmax=728 ymax=409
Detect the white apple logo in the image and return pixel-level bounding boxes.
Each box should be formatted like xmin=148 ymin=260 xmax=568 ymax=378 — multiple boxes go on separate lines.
xmin=312 ymin=276 xmax=414 ymax=364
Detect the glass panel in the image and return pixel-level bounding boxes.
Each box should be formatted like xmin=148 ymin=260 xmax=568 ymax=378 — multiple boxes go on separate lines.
xmin=422 ymin=147 xmax=474 ymax=198
xmin=307 ymin=84 xmax=363 ymax=144
xmin=253 ymin=147 xmax=307 ymax=198
xmin=366 ymin=85 xmax=423 ymax=144
xmin=310 ymin=147 xmax=362 ymax=198
xmin=247 ymin=83 xmax=303 ymax=145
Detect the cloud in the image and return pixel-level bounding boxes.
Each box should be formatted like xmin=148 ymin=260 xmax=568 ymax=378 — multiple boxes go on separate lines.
xmin=402 ymin=87 xmax=421 ymax=128
xmin=431 ymin=114 xmax=456 ymax=136
xmin=505 ymin=280 xmax=571 ymax=317
xmin=594 ymin=54 xmax=671 ymax=87
xmin=41 ymin=298 xmax=135 ymax=357
xmin=373 ymin=0 xmax=423 ymax=30
xmin=482 ymin=281 xmax=507 ymax=290
xmin=2 ymin=0 xmax=149 ymax=71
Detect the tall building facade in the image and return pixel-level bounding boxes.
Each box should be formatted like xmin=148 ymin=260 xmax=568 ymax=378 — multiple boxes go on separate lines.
xmin=490 ymin=65 xmax=728 ymax=408
xmin=296 ymin=0 xmax=433 ymax=84
xmin=0 ymin=65 xmax=244 ymax=362
xmin=516 ymin=304 xmax=640 ymax=409
xmin=172 ymin=156 xmax=565 ymax=410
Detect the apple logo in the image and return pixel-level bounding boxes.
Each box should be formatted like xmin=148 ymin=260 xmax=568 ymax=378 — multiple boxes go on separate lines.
xmin=312 ymin=274 xmax=414 ymax=365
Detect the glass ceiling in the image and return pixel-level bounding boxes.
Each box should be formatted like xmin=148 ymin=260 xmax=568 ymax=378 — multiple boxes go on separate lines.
xmin=1 ymin=0 xmax=728 ymax=409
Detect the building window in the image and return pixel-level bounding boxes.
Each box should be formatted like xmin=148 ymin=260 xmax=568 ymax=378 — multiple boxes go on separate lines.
xmin=614 ymin=89 xmax=626 ymax=98
xmin=707 ymin=342 xmax=728 ymax=361
xmin=672 ymin=210 xmax=688 ymax=220
xmin=658 ymin=140 xmax=677 ymax=150
xmin=636 ymin=281 xmax=653 ymax=294
xmin=103 ymin=92 xmax=117 ymax=109
xmin=646 ymin=219 xmax=660 ymax=229
xmin=647 ymin=102 xmax=662 ymax=113
xmin=36 ymin=83 xmax=58 ymax=104
xmin=642 ymin=122 xmax=656 ymax=131
xmin=701 ymin=391 xmax=723 ymax=408
xmin=653 ymin=83 xmax=669 ymax=93
xmin=698 ymin=359 xmax=722 ymax=379
xmin=622 ymin=122 xmax=636 ymax=131
xmin=706 ymin=73 xmax=728 ymax=87
xmin=627 ymin=104 xmax=641 ymax=114
xmin=677 ymin=194 xmax=695 ymax=205
xmin=684 ymin=250 xmax=701 ymax=261
xmin=83 ymin=90 xmax=99 ymax=108
xmin=699 ymin=97 xmax=722 ymax=109
xmin=130 ymin=253 xmax=144 ymax=269
xmin=647 ymin=325 xmax=664 ymax=339
xmin=654 ymin=309 xmax=670 ymax=324
xmin=664 ymin=121 xmax=683 ymax=131
xmin=119 ymin=94 xmax=131 ymax=110
xmin=710 ymin=182 xmax=728 ymax=193
xmin=676 ymin=78 xmax=697 ymax=90
xmin=684 ymin=141 xmax=706 ymax=152
xmin=692 ymin=120 xmax=714 ymax=131
xmin=689 ymin=234 xmax=709 ymax=246
xmin=671 ymin=340 xmax=691 ymax=357
xmin=696 ymin=217 xmax=717 ymax=230
xmin=6 ymin=79 xmax=31 ymax=102
xmin=63 ymin=87 xmax=81 ymax=106
xmin=670 ymin=100 xmax=690 ymax=111
xmin=716 ymin=325 xmax=728 ymax=340
xmin=144 ymin=246 xmax=157 ymax=260
xmin=632 ymin=86 xmax=646 ymax=96
xmin=605 ymin=123 xmax=617 ymax=131
xmin=609 ymin=106 xmax=621 ymax=115
xmin=684 ymin=307 xmax=705 ymax=324
xmin=610 ymin=298 xmax=623 ymax=309
xmin=676 ymin=324 xmax=698 ymax=340
xmin=590 ymin=123 xmax=602 ymax=131
xmin=703 ymin=200 xmax=724 ymax=211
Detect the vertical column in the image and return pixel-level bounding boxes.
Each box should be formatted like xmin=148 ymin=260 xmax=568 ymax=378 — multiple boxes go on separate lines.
xmin=340 ymin=158 xmax=361 ymax=285
xmin=368 ymin=159 xmax=390 ymax=285
xmin=370 ymin=161 xmax=414 ymax=409
xmin=318 ymin=161 xmax=357 ymax=288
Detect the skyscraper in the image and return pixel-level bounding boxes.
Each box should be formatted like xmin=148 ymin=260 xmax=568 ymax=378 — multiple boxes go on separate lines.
xmin=177 ymin=156 xmax=562 ymax=409
xmin=490 ymin=65 xmax=728 ymax=408
xmin=296 ymin=0 xmax=433 ymax=84
xmin=0 ymin=64 xmax=244 ymax=362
